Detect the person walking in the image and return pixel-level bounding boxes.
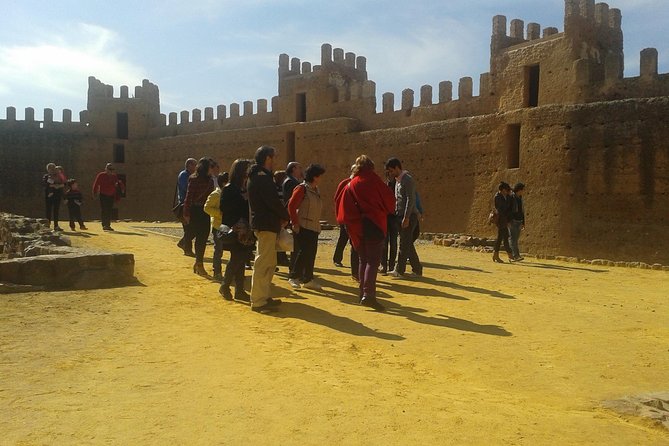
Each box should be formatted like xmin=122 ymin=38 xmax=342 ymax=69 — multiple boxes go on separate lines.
xmin=218 ymin=159 xmax=253 ymax=302
xmin=492 ymin=182 xmax=513 ymax=263
xmin=183 ymin=157 xmax=215 ymax=275
xmin=204 ymin=172 xmax=229 ymax=280
xmin=92 ymin=163 xmax=124 ymax=231
xmin=287 ymin=164 xmax=326 ymax=290
xmin=248 ymin=146 xmax=290 ymax=313
xmin=509 ymin=182 xmax=526 ymax=261
xmin=337 ymin=155 xmax=395 ymax=311
xmin=176 ymin=158 xmax=197 ymax=256
xmin=385 ymin=158 xmax=422 ymax=278
xmin=380 ymin=174 xmax=399 ymax=275
xmin=64 ymin=178 xmax=88 ymax=230
xmin=43 ymin=163 xmax=65 ymax=231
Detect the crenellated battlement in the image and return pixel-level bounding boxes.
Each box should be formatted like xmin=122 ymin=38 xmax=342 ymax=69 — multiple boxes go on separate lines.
xmin=0 ymin=106 xmax=89 ymax=133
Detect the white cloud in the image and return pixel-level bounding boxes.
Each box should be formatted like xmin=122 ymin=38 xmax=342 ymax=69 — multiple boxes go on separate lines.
xmin=0 ymin=23 xmax=146 ymax=115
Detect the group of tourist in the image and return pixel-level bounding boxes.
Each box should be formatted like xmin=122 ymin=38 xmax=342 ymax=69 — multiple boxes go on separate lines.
xmin=175 ymin=146 xmax=438 ymax=314
xmin=42 ymin=161 xmax=125 ymax=232
xmin=491 ymin=181 xmax=526 ymax=263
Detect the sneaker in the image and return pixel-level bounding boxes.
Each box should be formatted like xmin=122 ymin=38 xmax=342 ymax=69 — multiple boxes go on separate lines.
xmin=251 ymin=302 xmax=278 ymax=313
xmin=360 ymin=296 xmax=386 ymax=312
xmin=288 ymin=278 xmax=301 ymax=289
xmin=514 ymin=256 xmax=525 ymax=262
xmin=302 ymin=280 xmax=322 ymax=291
xmin=333 ymin=262 xmax=344 ymax=267
xmin=388 ymin=269 xmax=403 ymax=278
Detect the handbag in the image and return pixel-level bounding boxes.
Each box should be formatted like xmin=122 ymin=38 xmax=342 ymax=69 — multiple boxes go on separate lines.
xmin=217 ymin=219 xmax=256 ymax=248
xmin=275 ymin=227 xmax=293 ymax=252
xmin=216 ymin=224 xmax=238 ymax=245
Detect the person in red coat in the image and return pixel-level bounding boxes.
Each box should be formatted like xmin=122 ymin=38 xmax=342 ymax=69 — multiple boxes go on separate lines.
xmin=336 ymin=155 xmax=395 ymax=311
xmin=92 ymin=163 xmax=124 ymax=231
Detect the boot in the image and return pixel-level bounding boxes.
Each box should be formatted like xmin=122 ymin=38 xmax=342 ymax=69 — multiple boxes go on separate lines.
xmin=219 ymin=283 xmax=233 ymax=300
xmin=492 ymin=252 xmax=504 ymax=263
xmin=193 ymin=262 xmax=207 ymax=276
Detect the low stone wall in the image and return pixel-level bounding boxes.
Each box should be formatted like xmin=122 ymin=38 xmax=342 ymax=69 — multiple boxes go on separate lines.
xmin=423 ymin=232 xmax=669 ymax=271
xmin=0 ymin=213 xmax=135 ymax=291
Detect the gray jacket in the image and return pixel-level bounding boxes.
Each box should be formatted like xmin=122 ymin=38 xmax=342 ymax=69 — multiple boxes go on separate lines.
xmin=395 ymin=171 xmax=418 ymax=219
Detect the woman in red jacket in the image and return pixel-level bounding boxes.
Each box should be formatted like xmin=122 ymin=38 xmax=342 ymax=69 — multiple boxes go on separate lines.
xmin=337 ymin=155 xmax=395 ymax=311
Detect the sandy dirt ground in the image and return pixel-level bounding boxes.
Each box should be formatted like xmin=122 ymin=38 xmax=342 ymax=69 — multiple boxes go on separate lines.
xmin=1 ymin=222 xmax=668 ymax=445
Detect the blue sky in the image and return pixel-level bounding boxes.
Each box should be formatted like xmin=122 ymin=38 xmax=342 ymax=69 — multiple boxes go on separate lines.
xmin=0 ymin=0 xmax=667 ymax=120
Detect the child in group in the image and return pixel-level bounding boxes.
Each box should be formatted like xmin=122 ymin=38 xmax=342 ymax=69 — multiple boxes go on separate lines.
xmin=64 ymin=178 xmax=88 ymax=231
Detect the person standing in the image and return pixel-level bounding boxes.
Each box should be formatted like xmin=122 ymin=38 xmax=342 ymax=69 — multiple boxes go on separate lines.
xmin=333 ymin=165 xmax=359 ymax=280
xmin=204 ymin=172 xmax=229 ymax=280
xmin=492 ymin=182 xmax=513 ymax=263
xmin=218 ymin=159 xmax=253 ymax=302
xmin=248 ymin=146 xmax=290 ymax=313
xmin=509 ymin=183 xmax=526 ymax=262
xmin=64 ymin=178 xmax=88 ymax=231
xmin=176 ymin=158 xmax=197 ymax=256
xmin=274 ymin=170 xmax=290 ymax=268
xmin=338 ymin=155 xmax=395 ymax=311
xmin=183 ymin=157 xmax=215 ymax=276
xmin=92 ymin=163 xmax=124 ymax=231
xmin=380 ymin=174 xmax=399 ymax=275
xmin=287 ymin=164 xmax=326 ymax=290
xmin=43 ymin=163 xmax=65 ymax=231
xmin=282 ymin=161 xmax=303 ymax=271
xmin=385 ymin=158 xmax=422 ymax=278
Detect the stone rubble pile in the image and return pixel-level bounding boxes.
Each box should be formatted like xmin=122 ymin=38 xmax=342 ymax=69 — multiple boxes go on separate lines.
xmin=0 ymin=213 xmax=136 ymax=292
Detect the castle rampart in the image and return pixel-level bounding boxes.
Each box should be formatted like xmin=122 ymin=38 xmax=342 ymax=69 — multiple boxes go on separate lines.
xmin=0 ymin=0 xmax=667 ymax=264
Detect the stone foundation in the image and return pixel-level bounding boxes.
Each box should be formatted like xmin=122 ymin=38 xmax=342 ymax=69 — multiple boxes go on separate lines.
xmin=0 ymin=213 xmax=135 ymax=291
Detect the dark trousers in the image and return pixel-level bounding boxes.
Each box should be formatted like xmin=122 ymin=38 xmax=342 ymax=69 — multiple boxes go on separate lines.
xmin=290 ymin=228 xmax=319 ymax=282
xmin=189 ymin=205 xmax=211 ymax=263
xmin=382 ymin=215 xmax=399 ymax=271
xmin=396 ymin=214 xmax=422 ymax=274
xmin=350 ymin=245 xmax=359 ymax=280
xmin=212 ymin=228 xmax=225 ymax=275
xmin=223 ymin=247 xmax=248 ymax=290
xmin=494 ymin=225 xmax=512 ymax=254
xmin=45 ymin=190 xmax=62 ymax=227
xmin=358 ymin=238 xmax=384 ymax=300
xmin=99 ymin=194 xmax=114 ymax=228
xmin=333 ymin=225 xmax=349 ymax=263
xmin=67 ymin=203 xmax=85 ymax=228
xmin=179 ymin=220 xmax=195 ymax=253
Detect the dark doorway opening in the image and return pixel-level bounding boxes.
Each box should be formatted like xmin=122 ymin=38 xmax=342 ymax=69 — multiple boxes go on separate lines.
xmin=286 ymin=131 xmax=296 ymax=163
xmin=113 ymin=144 xmax=125 ymax=163
xmin=525 ymin=65 xmax=540 ymax=107
xmin=506 ymin=124 xmax=521 ymax=169
xmin=117 ymin=112 xmax=129 ymax=139
xmin=296 ymin=93 xmax=307 ymax=122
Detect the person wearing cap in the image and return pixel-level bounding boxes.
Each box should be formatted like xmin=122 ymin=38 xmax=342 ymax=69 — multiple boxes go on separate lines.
xmin=92 ymin=163 xmax=124 ymax=231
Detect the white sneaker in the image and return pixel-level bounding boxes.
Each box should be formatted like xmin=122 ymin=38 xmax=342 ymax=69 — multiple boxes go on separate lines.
xmin=288 ymin=278 xmax=301 ymax=288
xmin=388 ymin=269 xmax=403 ymax=278
xmin=301 ymin=280 xmax=322 ymax=291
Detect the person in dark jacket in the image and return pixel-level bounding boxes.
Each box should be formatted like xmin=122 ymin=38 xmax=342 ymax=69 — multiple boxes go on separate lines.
xmin=183 ymin=157 xmax=215 ymax=275
xmin=509 ymin=182 xmax=526 ymax=261
xmin=64 ymin=178 xmax=88 ymax=231
xmin=247 ymin=146 xmax=290 ymax=313
xmin=492 ymin=182 xmax=513 ymax=263
xmin=219 ymin=159 xmax=253 ymax=302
